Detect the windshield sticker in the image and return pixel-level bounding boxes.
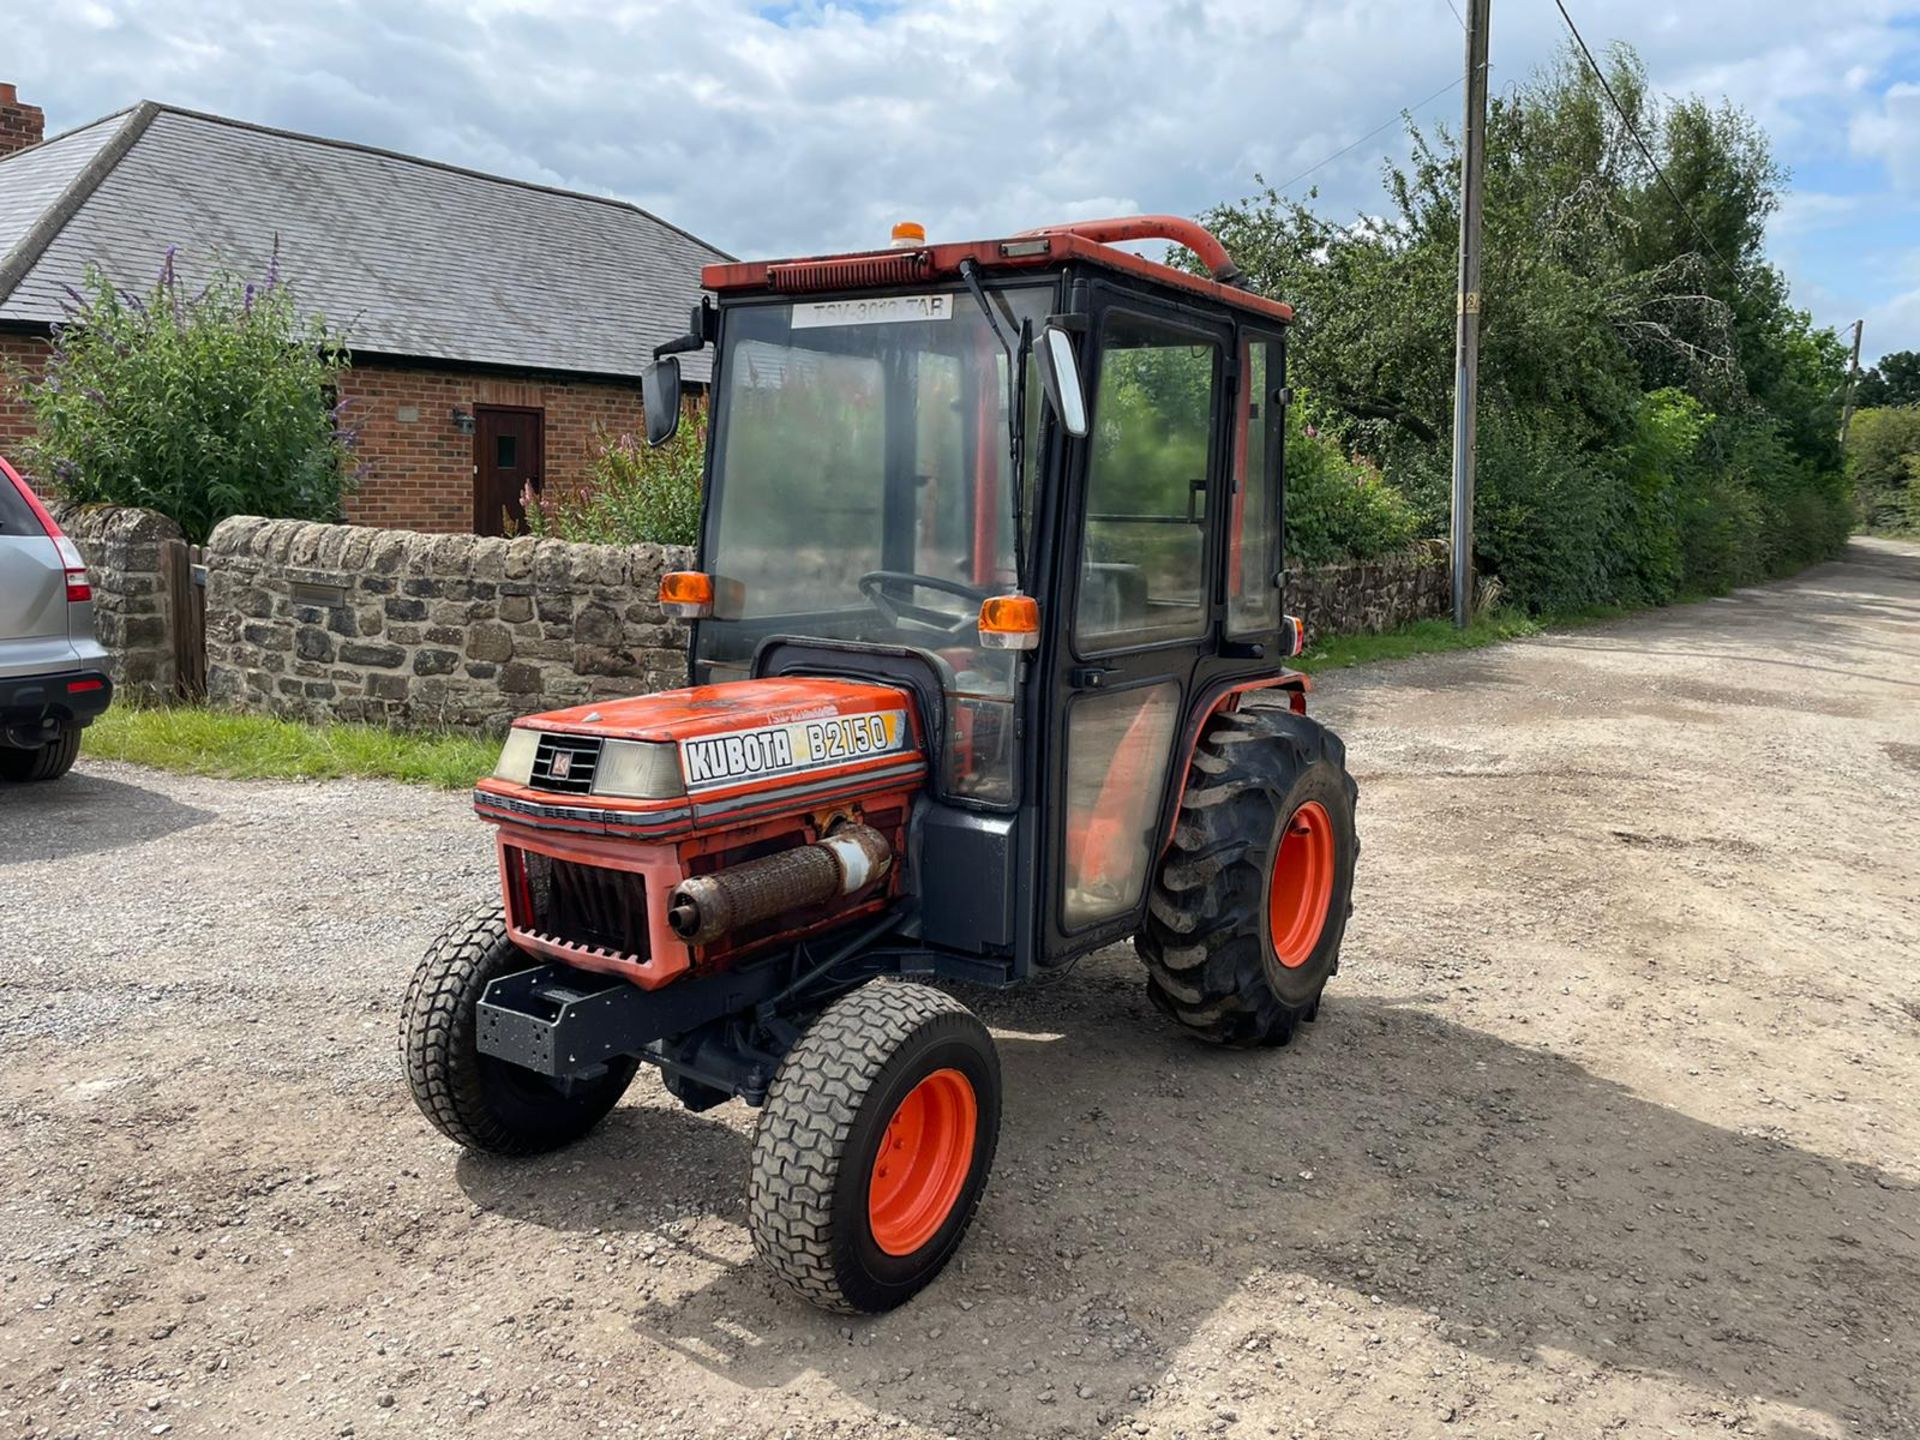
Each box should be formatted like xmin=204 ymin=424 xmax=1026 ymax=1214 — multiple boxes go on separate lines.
xmin=680 ymin=709 xmax=912 ymax=791
xmin=791 ymin=294 xmax=954 ymax=329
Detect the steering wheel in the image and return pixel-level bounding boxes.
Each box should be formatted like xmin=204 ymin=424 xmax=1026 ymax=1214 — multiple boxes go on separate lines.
xmin=857 ymin=571 xmax=994 ymax=634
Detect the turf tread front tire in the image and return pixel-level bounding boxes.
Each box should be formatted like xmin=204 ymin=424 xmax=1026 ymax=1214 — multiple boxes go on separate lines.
xmin=401 ymin=902 xmax=635 ymax=1156
xmin=1137 ymin=707 xmax=1358 ymax=1047
xmin=750 ymin=981 xmax=999 ymax=1313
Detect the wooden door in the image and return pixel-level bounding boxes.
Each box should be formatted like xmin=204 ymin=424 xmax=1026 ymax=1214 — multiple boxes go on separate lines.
xmin=473 ymin=406 xmax=544 ymax=535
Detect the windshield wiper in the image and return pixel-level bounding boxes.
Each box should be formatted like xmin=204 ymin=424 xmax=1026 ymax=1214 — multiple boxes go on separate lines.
xmin=958 ymin=258 xmax=1029 ymax=594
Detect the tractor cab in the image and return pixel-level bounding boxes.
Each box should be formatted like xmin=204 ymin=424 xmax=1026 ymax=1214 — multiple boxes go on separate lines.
xmin=645 ymin=217 xmax=1305 ymax=969
xmin=405 ymin=217 xmax=1357 ymax=1317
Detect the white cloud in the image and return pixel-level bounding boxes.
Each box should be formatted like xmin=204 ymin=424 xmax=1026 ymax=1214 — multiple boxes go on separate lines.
xmin=8 ymin=0 xmax=1920 ymax=352
xmin=1866 ymin=279 xmax=1920 ymax=355
xmin=1851 ymin=80 xmax=1920 ymax=191
xmin=1770 ymin=191 xmax=1864 ymax=239
xmin=7 ymin=0 xmax=1907 ymax=254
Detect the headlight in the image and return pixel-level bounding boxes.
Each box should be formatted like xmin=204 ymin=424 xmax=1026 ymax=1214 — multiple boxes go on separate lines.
xmin=594 ymin=739 xmax=686 ymax=800
xmin=493 ymin=728 xmax=540 ymax=785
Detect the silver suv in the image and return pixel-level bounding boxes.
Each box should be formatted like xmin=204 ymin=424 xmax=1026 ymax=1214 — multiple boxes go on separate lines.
xmin=1 ymin=456 xmax=112 ymax=782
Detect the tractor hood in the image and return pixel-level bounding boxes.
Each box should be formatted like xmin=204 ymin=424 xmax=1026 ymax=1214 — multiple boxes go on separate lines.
xmin=510 ymin=677 xmax=922 ymax=801
xmin=523 ymin=678 xmax=911 ymax=746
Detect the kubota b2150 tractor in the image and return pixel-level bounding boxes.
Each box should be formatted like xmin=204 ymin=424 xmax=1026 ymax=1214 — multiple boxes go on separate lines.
xmin=402 ymin=216 xmax=1359 ymax=1313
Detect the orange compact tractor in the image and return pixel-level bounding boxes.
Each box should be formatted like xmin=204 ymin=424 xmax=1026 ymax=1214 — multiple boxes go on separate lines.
xmin=403 ymin=216 xmax=1359 ymax=1312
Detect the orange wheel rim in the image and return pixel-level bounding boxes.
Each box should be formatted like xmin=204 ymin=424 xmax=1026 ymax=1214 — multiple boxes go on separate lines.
xmin=1268 ymin=801 xmax=1336 ymax=969
xmin=868 ymin=1068 xmax=977 ymax=1257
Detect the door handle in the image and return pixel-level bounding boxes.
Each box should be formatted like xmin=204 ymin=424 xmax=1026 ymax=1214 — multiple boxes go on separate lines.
xmin=1070 ymin=665 xmax=1117 ymax=689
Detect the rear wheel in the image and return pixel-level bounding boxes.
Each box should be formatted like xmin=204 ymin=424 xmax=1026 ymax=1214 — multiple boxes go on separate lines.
xmin=749 ymin=981 xmax=1001 ymax=1313
xmin=401 ymin=902 xmax=637 ymax=1155
xmin=1136 ymin=707 xmax=1358 ymax=1046
xmin=0 ymin=726 xmax=80 ymax=783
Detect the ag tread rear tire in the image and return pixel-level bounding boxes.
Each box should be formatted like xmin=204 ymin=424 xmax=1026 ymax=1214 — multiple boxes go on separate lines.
xmin=0 ymin=726 xmax=80 ymax=783
xmin=750 ymin=981 xmax=1000 ymax=1313
xmin=401 ymin=902 xmax=637 ymax=1156
xmin=1137 ymin=706 xmax=1359 ymax=1047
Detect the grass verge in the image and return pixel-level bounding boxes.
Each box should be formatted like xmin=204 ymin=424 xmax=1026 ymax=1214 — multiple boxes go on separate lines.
xmin=84 ymin=703 xmax=498 ymax=790
xmin=1293 ymin=610 xmax=1547 ymax=672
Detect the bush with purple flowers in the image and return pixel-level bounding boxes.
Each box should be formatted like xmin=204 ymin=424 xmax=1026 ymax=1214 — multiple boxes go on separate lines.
xmin=22 ymin=246 xmax=355 ymax=543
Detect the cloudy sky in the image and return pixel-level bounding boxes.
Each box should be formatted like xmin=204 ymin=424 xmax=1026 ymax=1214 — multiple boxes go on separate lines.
xmin=10 ymin=0 xmax=1920 ymax=360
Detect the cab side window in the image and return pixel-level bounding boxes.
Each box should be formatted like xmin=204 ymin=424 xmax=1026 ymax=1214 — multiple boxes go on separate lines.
xmin=1075 ymin=312 xmax=1220 ymax=649
xmin=1227 ymin=336 xmax=1283 ymax=634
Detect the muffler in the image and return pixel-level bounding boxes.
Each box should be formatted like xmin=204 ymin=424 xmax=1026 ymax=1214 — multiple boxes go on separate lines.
xmin=666 ymin=824 xmax=892 ymax=946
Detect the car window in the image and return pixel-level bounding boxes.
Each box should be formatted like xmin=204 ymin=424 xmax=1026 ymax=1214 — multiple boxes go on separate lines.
xmin=0 ymin=469 xmax=42 ymax=535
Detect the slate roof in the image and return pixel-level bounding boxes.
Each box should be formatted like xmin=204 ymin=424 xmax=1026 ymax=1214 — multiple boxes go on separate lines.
xmin=0 ymin=103 xmax=727 ymax=382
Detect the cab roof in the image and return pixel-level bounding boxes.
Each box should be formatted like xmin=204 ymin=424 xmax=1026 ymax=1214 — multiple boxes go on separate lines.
xmin=700 ymin=218 xmax=1294 ymax=328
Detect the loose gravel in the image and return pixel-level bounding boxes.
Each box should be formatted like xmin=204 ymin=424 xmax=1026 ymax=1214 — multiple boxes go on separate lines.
xmin=2 ymin=538 xmax=1917 ymax=1440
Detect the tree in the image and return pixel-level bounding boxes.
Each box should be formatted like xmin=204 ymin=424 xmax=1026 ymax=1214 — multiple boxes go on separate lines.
xmin=26 ymin=247 xmax=354 ymax=543
xmin=1854 ymin=351 xmax=1920 ymax=410
xmin=1197 ymin=41 xmax=1852 ymax=613
xmin=1846 ymin=407 xmax=1920 ymax=533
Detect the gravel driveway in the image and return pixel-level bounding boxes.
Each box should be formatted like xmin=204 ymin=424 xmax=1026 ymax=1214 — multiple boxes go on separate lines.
xmin=3 ymin=538 xmax=1917 ymax=1440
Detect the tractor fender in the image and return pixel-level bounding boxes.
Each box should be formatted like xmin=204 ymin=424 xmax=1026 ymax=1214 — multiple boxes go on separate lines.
xmin=1159 ymin=672 xmax=1311 ymax=855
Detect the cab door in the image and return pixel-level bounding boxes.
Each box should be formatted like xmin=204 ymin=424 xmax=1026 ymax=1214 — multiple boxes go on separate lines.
xmin=1040 ymin=290 xmax=1233 ymax=960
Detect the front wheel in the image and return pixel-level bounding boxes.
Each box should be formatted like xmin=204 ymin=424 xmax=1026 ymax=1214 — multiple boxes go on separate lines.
xmin=1136 ymin=706 xmax=1359 ymax=1046
xmin=749 ymin=982 xmax=1001 ymax=1313
xmin=400 ymin=902 xmax=637 ymax=1155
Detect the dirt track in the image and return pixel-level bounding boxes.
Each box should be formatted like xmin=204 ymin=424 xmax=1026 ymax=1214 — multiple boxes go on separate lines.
xmin=3 ymin=538 xmax=1918 ymax=1440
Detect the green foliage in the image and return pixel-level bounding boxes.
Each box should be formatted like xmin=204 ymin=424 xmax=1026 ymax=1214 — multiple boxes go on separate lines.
xmin=1853 ymin=351 xmax=1920 ymax=410
xmin=1283 ymin=406 xmax=1421 ymax=566
xmin=523 ymin=406 xmax=707 ymax=547
xmin=1846 ymin=407 xmax=1920 ymax=534
xmin=25 ymin=250 xmax=353 ymax=544
xmin=1201 ymin=41 xmax=1853 ymax=612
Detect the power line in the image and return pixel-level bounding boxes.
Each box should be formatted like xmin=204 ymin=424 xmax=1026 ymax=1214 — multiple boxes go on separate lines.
xmin=1270 ymin=75 xmax=1465 ymax=197
xmin=1549 ymin=0 xmax=1729 ymax=269
xmin=1442 ymin=0 xmax=1467 ymax=30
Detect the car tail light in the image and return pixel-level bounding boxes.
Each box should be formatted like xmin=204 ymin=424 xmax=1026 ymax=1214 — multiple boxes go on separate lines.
xmin=67 ymin=678 xmax=104 ymax=694
xmin=54 ymin=536 xmax=91 ymax=603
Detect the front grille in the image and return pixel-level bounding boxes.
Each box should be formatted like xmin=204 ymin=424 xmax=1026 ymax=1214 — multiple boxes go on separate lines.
xmin=516 ymin=848 xmax=651 ymax=963
xmin=529 ymin=733 xmax=602 ymax=795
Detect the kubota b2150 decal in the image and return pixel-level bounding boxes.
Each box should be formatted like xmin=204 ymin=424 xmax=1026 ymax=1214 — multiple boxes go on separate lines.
xmin=679 ymin=710 xmax=912 ymax=791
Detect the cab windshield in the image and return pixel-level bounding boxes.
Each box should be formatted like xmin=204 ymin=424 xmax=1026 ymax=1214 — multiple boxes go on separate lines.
xmin=697 ymin=284 xmax=1050 ymax=701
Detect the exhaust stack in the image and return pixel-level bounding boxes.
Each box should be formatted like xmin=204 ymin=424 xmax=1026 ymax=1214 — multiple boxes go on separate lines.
xmin=667 ymin=824 xmax=892 ymax=946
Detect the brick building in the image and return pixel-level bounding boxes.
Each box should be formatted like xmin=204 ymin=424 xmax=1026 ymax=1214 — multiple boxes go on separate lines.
xmin=0 ymin=83 xmax=723 ymax=534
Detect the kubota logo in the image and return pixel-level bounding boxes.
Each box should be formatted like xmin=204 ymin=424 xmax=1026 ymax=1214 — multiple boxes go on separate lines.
xmin=678 ymin=710 xmax=911 ymax=792
xmin=683 ymin=725 xmax=797 ymax=787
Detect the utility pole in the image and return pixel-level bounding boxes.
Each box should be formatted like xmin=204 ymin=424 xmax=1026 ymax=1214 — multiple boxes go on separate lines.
xmin=1450 ymin=0 xmax=1491 ymax=627
xmin=1839 ymin=318 xmax=1864 ymax=446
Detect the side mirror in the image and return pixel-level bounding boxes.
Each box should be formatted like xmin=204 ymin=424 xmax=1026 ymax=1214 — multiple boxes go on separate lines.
xmin=1035 ymin=325 xmax=1089 ymax=438
xmin=642 ymin=357 xmax=683 ymax=447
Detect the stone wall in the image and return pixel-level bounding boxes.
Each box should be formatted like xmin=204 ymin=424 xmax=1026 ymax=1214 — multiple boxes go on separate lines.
xmin=204 ymin=517 xmax=692 ymax=731
xmin=48 ymin=501 xmax=184 ymax=698
xmin=1287 ymin=540 xmax=1452 ymax=640
xmin=175 ymin=516 xmax=1450 ymax=734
